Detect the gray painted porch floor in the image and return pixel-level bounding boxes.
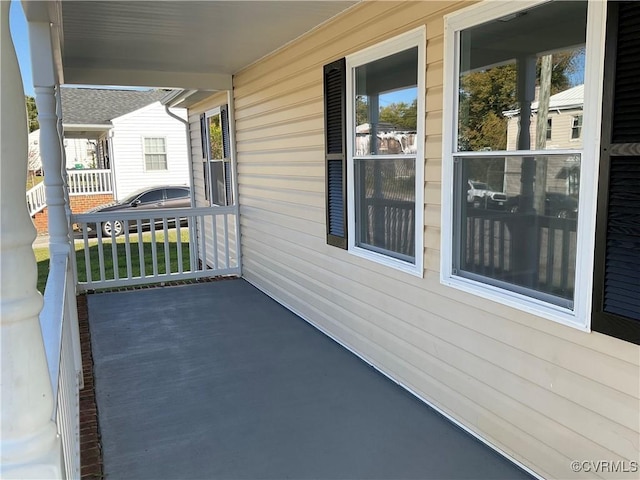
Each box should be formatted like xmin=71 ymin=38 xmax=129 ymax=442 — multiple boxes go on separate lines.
xmin=88 ymin=279 xmax=531 ymax=480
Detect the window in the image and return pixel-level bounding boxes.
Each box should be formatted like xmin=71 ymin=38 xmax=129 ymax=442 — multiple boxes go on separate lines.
xmin=201 ymin=106 xmax=233 ymax=206
xmin=324 ymin=28 xmax=425 ymax=275
xmin=166 ymin=188 xmax=188 ymax=200
xmin=138 ymin=189 xmax=163 ymax=204
xmin=571 ymin=115 xmax=583 ymax=139
xmin=443 ymin=0 xmax=605 ymax=328
xmin=143 ymin=137 xmax=167 ymax=170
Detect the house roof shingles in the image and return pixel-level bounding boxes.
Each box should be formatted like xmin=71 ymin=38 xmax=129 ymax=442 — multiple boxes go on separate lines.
xmin=60 ymin=87 xmax=168 ymax=125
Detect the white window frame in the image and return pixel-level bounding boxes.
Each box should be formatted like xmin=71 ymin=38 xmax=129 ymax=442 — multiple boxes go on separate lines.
xmin=142 ymin=136 xmax=168 ymax=171
xmin=440 ymin=0 xmax=607 ymax=330
xmin=203 ymin=106 xmax=233 ymax=206
xmin=345 ymin=27 xmax=426 ymax=277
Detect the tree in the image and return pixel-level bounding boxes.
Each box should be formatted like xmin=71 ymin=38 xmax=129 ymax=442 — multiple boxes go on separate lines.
xmin=457 ymin=51 xmax=582 ymax=152
xmin=379 ymin=100 xmax=417 ymax=130
xmin=25 ymin=96 xmax=39 ymax=132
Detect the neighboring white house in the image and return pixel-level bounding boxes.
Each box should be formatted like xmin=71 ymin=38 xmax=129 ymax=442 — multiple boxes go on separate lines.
xmin=60 ymin=87 xmax=190 ymax=201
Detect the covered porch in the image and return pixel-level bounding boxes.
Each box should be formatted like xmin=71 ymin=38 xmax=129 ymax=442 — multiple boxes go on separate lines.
xmin=85 ymin=279 xmax=530 ymax=479
xmin=2 ymin=2 xmax=361 ymax=476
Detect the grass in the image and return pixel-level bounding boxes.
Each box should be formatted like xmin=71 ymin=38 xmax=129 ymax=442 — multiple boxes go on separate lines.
xmin=27 ymin=174 xmax=44 ymax=191
xmin=34 ymin=229 xmax=191 ymax=293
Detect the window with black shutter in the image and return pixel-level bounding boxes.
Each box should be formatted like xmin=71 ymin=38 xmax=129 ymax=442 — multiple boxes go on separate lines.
xmin=324 ymin=58 xmax=347 ymax=249
xmin=592 ymin=1 xmax=640 ymax=345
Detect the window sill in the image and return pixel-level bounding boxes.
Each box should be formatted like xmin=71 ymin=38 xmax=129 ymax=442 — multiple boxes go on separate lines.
xmin=440 ymin=273 xmax=589 ymax=332
xmin=350 ymin=245 xmax=423 ymax=278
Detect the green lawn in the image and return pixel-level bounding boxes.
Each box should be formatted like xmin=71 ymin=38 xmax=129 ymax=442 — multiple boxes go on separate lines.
xmin=34 ymin=229 xmax=191 ymax=293
xmin=27 ymin=174 xmax=44 ymax=191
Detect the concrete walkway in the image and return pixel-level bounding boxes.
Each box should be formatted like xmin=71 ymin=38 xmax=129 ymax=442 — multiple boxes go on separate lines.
xmin=87 ymin=279 xmax=532 ymax=479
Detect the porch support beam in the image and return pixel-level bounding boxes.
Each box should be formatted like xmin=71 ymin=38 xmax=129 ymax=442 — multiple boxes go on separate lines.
xmin=0 ymin=2 xmax=62 ymax=478
xmin=30 ymin=19 xmax=71 ymax=255
xmin=63 ymin=67 xmax=233 ymax=91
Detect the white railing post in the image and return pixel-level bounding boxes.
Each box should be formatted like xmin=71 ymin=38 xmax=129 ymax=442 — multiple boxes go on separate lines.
xmin=0 ymin=3 xmax=62 ymax=478
xmin=37 ymin=85 xmax=72 ymax=255
xmin=57 ymin=87 xmax=80 ymax=290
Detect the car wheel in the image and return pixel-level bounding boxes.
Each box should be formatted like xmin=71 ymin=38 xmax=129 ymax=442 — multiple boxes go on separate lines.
xmin=103 ymin=220 xmax=124 ymax=237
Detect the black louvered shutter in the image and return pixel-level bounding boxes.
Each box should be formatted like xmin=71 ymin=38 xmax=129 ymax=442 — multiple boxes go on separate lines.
xmin=200 ymin=113 xmax=208 ymax=159
xmin=221 ymin=105 xmax=233 ymax=206
xmin=324 ymin=58 xmax=347 ymax=248
xmin=593 ymin=1 xmax=640 ymax=344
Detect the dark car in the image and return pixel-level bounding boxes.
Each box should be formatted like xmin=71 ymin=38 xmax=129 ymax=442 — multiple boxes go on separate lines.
xmin=83 ymin=186 xmax=191 ymax=236
xmin=506 ymin=192 xmax=578 ymax=218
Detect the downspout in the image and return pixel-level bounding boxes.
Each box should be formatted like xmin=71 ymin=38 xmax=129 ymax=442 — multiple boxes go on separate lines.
xmin=164 ymin=104 xmax=196 ymax=207
xmin=164 ymin=103 xmax=198 ymax=273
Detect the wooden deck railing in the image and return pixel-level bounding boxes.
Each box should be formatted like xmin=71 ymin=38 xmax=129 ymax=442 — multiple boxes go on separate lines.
xmin=66 ymin=169 xmax=113 ymax=195
xmin=72 ymin=206 xmax=240 ymax=290
xmin=463 ymin=209 xmax=577 ymax=299
xmin=26 ymin=170 xmax=113 ymax=217
xmin=39 ymin=251 xmax=83 ymax=478
xmin=26 ymin=181 xmax=47 ymax=215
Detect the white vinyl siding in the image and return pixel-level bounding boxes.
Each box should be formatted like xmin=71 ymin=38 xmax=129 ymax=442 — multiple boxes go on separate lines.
xmin=143 ymin=137 xmax=167 ymax=170
xmin=110 ymin=102 xmax=190 ymax=201
xmin=198 ymin=1 xmax=638 ymax=478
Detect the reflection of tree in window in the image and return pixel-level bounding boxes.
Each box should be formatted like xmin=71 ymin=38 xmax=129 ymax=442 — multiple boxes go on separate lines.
xmin=458 ymin=52 xmax=581 ymax=152
xmin=208 ymin=115 xmax=223 ymax=159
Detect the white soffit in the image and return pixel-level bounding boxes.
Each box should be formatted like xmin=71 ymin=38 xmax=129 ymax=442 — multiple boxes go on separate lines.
xmin=56 ymin=1 xmax=359 ymax=89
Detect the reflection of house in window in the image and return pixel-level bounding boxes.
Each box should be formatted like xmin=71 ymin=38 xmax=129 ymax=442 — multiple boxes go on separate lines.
xmin=571 ymin=115 xmax=583 ymax=139
xmin=503 ymin=84 xmax=584 ymax=197
xmin=505 ymin=84 xmax=584 ymax=150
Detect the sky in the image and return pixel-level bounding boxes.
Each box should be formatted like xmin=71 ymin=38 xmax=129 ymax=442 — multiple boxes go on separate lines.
xmin=10 ymin=0 xmax=34 ymax=96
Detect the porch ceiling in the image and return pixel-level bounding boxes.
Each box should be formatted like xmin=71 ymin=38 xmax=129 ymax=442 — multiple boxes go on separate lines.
xmin=27 ymin=1 xmax=359 ymax=90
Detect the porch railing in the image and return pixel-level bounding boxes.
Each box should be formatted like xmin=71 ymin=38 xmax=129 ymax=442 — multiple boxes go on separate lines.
xmin=66 ymin=169 xmax=112 ymax=195
xmin=26 ymin=169 xmax=113 ymax=217
xmin=72 ymin=206 xmax=240 ymax=291
xmin=39 ymin=250 xmax=83 ymax=478
xmin=463 ymin=209 xmax=577 ymax=298
xmin=26 ymin=181 xmax=47 ymax=216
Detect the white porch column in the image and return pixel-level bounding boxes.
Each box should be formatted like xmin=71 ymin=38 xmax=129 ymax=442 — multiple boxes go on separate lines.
xmin=30 ymin=18 xmax=71 ymax=255
xmin=36 ymin=86 xmax=70 ymax=253
xmin=56 ymin=87 xmax=73 ymax=225
xmin=0 ymin=2 xmax=62 ymax=478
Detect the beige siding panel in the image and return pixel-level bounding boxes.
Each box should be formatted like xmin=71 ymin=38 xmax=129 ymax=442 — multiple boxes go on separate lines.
xmin=241 ymin=196 xmax=324 ymax=225
xmin=240 ymin=174 xmax=323 ymax=194
xmin=230 ymin=1 xmax=640 ymax=477
xmin=238 ymin=161 xmax=323 ymax=178
xmin=425 ymin=110 xmax=443 ymax=136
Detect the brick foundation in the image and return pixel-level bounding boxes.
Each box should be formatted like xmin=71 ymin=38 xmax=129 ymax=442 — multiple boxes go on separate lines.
xmin=32 ymin=193 xmax=113 ymax=235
